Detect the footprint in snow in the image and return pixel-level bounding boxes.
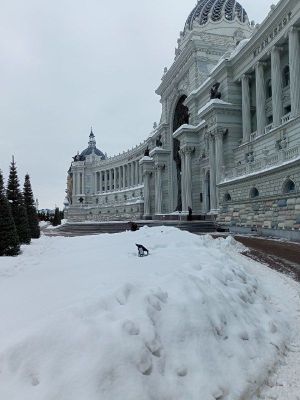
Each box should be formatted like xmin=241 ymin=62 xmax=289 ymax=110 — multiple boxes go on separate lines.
xmin=115 ymin=283 xmax=135 ymax=305
xmin=122 ymin=320 xmax=140 ymax=336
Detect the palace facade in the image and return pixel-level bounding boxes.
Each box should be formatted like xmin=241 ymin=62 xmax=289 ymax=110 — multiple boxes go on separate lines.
xmin=65 ymin=0 xmax=300 ymax=237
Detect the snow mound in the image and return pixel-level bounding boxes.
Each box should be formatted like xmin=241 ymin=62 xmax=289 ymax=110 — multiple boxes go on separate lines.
xmin=0 ymin=227 xmax=295 ymax=400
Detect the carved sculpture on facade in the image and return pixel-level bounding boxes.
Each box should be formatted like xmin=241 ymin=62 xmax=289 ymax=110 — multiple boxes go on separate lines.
xmin=155 ymin=134 xmax=163 ymax=147
xmin=73 ymin=152 xmax=85 ymax=162
xmin=210 ymin=82 xmax=222 ymax=99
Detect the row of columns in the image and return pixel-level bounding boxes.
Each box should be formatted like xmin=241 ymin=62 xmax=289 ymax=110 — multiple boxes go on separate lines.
xmin=242 ymin=27 xmax=300 ymax=142
xmin=94 ymin=161 xmax=141 ymax=193
xmin=142 ymin=137 xmax=223 ymax=216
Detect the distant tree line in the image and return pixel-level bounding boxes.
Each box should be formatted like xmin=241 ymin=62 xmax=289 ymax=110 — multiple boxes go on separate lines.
xmin=0 ymin=157 xmax=40 ymax=256
xmin=38 ymin=208 xmax=64 ymax=226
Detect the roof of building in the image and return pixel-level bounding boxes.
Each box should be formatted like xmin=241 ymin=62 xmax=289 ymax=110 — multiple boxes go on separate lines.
xmin=80 ymin=129 xmax=106 ymax=160
xmin=185 ymin=0 xmax=248 ymax=31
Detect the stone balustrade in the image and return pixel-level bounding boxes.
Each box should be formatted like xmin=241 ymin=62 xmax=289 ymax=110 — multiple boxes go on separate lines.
xmin=224 ymin=144 xmax=299 ymax=181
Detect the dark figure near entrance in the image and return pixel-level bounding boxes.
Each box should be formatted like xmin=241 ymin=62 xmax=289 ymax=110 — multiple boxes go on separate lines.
xmin=129 ymin=221 xmax=138 ymax=231
xmin=210 ymin=82 xmax=221 ymax=100
xmin=188 ymin=206 xmax=193 ymax=221
xmin=144 ymin=147 xmax=150 ymax=157
xmin=78 ymin=197 xmax=84 ymax=204
xmin=136 ymin=244 xmax=149 ymax=257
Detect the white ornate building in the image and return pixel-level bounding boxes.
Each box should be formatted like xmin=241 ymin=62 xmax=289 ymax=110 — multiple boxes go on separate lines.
xmin=65 ymin=0 xmax=300 ymax=236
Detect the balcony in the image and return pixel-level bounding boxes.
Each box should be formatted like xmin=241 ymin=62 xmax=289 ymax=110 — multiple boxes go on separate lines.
xmin=224 ymin=144 xmax=300 ymax=182
xmin=281 ymin=112 xmax=292 ymax=125
xmin=264 ymin=123 xmax=274 ymax=134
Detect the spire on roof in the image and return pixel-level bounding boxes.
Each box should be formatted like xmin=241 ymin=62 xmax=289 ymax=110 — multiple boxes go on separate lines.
xmin=89 ymin=126 xmax=95 ymax=138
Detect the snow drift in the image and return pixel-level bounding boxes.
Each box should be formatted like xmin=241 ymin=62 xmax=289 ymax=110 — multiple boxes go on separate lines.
xmin=0 ymin=227 xmax=296 ymax=400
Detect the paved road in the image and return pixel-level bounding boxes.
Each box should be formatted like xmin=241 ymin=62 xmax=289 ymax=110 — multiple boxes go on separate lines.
xmin=233 ymin=235 xmax=300 ymax=282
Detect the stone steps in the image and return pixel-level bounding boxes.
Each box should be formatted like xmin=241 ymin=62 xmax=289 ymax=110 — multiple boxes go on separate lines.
xmin=53 ymin=220 xmax=218 ymax=236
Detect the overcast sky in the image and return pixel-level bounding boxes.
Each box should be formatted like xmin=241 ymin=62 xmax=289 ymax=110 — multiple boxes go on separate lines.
xmin=0 ymin=0 xmax=278 ymax=209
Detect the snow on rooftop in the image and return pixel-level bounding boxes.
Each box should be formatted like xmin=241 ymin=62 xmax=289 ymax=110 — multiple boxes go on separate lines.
xmin=198 ymin=98 xmax=232 ymax=115
xmin=0 ymin=227 xmax=298 ymax=400
xmin=229 ymin=38 xmax=251 ymax=60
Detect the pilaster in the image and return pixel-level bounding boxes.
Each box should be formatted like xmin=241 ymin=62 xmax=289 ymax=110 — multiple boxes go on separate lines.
xmin=289 ymin=27 xmax=300 ymax=117
xmin=271 ymin=46 xmax=283 ymax=127
xmin=241 ymin=74 xmax=251 ymax=142
xmin=208 ymin=134 xmax=217 ymax=211
xmin=139 ymin=156 xmax=154 ymax=218
xmin=255 ymin=61 xmax=266 ymax=136
xmin=215 ymin=129 xmax=225 ymax=183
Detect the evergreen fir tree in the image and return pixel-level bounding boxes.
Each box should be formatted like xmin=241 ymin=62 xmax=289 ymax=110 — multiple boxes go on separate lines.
xmin=0 ymin=170 xmax=20 ymax=256
xmin=23 ymin=174 xmax=40 ymax=239
xmin=6 ymin=157 xmax=31 ymax=245
xmin=52 ymin=207 xmax=61 ymax=226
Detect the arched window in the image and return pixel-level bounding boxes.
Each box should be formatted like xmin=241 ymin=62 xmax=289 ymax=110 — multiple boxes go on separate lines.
xmin=282 ymin=178 xmax=295 ymax=194
xmin=250 ymin=187 xmax=259 ymax=198
xmin=282 ymin=65 xmax=290 ymax=87
xmin=266 ymin=79 xmax=272 ymax=98
xmin=224 ymin=193 xmax=232 ymax=202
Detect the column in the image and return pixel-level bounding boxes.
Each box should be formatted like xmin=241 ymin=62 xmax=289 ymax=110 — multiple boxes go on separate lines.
xmin=114 ymin=168 xmax=117 ymax=190
xmin=135 ymin=161 xmax=139 ymax=186
xmin=126 ymin=164 xmax=129 ymax=187
xmin=256 ymin=61 xmax=266 ymax=136
xmin=155 ymin=164 xmax=164 ymax=214
xmin=215 ymin=131 xmax=224 ymax=183
xmin=131 ymin=162 xmax=134 ymax=187
xmin=122 ymin=166 xmax=126 ymax=189
xmin=73 ymin=172 xmax=76 ymax=196
xmin=241 ymin=74 xmax=251 ymax=142
xmin=209 ymin=135 xmax=217 ymax=210
xmin=100 ymin=171 xmax=103 ymax=193
xmin=77 ymin=173 xmax=81 ymax=195
xmin=137 ymin=163 xmax=140 ymax=185
xmin=104 ymin=170 xmax=107 ymax=192
xmin=143 ymin=171 xmax=151 ymax=216
xmin=94 ymin=172 xmax=97 ymax=194
xmin=108 ymin=169 xmax=112 ymax=191
xmin=289 ymin=27 xmax=300 ymax=117
xmin=82 ymin=173 xmax=85 ymax=194
xmin=271 ymin=46 xmax=283 ymax=127
xmin=185 ymin=148 xmax=193 ymax=210
xmin=119 ymin=167 xmax=121 ymax=189
xmin=180 ymin=150 xmax=186 ymax=211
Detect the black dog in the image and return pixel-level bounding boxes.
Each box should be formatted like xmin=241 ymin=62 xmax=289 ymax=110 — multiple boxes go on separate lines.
xmin=136 ymin=244 xmax=149 ymax=257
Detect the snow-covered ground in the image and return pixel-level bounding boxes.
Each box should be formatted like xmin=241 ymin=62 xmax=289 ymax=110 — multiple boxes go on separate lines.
xmin=0 ymin=227 xmax=299 ymax=400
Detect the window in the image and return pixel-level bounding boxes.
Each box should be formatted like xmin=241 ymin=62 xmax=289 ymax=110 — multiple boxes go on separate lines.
xmin=250 ymin=187 xmax=259 ymax=198
xmin=282 ymin=178 xmax=295 ymax=194
xmin=266 ymin=79 xmax=272 ymax=98
xmin=283 ymin=66 xmax=290 ymax=87
xmin=224 ymin=193 xmax=232 ymax=202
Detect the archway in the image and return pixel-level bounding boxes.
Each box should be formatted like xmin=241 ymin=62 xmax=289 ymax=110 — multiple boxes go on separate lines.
xmin=172 ymin=95 xmax=189 ymax=211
